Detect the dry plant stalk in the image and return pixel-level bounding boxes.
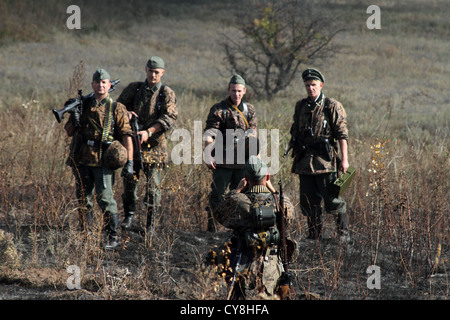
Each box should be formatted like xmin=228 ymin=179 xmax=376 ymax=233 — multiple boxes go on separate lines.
xmin=67 ymin=60 xmax=86 ymax=98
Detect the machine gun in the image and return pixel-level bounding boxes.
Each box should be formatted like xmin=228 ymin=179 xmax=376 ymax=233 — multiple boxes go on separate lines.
xmin=52 ymin=79 xmax=120 ymax=123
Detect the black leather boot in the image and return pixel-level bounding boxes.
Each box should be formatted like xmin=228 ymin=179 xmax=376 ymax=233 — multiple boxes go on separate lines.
xmin=105 ymin=235 xmax=120 ymax=250
xmin=121 ymin=211 xmax=135 ymax=230
xmin=306 ymin=207 xmax=322 ymax=240
xmin=336 ymin=213 xmax=351 ymax=243
xmin=105 ymin=212 xmax=120 ymax=249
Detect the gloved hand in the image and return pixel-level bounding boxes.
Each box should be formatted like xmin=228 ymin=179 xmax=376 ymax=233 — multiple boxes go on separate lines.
xmin=71 ymin=107 xmax=81 ymax=127
xmin=65 ymin=98 xmax=81 ymax=127
xmin=121 ymin=160 xmax=134 ymax=180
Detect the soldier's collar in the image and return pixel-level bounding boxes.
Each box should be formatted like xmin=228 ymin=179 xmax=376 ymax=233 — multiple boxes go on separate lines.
xmin=144 ymin=80 xmax=162 ymax=94
xmin=307 ymin=92 xmax=325 ymax=109
xmin=308 ymin=92 xmax=323 ymax=103
xmin=226 ymin=97 xmax=244 ymax=109
xmin=96 ymin=94 xmax=111 ymax=106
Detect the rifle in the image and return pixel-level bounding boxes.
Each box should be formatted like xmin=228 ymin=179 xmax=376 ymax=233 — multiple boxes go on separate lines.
xmin=276 ymin=179 xmax=294 ymax=299
xmin=52 ymin=79 xmax=120 ymax=123
xmin=227 ymin=240 xmax=244 ymax=300
xmin=130 ymin=115 xmax=144 ymax=181
xmin=283 ymin=137 xmax=306 ymax=159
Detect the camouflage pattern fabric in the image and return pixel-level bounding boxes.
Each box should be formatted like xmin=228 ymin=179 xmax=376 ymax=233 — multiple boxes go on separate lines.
xmin=117 ymin=80 xmax=178 ymax=164
xmin=214 ymin=185 xmax=294 ymax=234
xmin=103 ymin=140 xmax=128 ymax=170
xmin=209 ymin=185 xmax=294 ymax=298
xmin=204 ymin=97 xmax=257 ymax=169
xmin=290 ymin=95 xmax=348 ymax=175
xmin=65 ymin=95 xmax=132 ymax=167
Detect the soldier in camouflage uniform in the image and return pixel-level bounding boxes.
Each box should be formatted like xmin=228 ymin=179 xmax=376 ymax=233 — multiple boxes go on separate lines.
xmin=65 ymin=69 xmax=134 ymax=249
xmin=117 ymin=57 xmax=178 ymax=233
xmin=289 ymin=68 xmax=350 ymax=242
xmin=204 ymin=75 xmax=258 ymax=232
xmin=211 ymin=156 xmax=295 ymax=299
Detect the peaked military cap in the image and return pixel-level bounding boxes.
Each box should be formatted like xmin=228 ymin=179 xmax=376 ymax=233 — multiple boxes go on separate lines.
xmin=229 ymin=74 xmax=246 ymax=86
xmin=245 ymin=155 xmax=268 ymax=182
xmin=92 ymin=68 xmax=111 ymax=81
xmin=302 ymin=68 xmax=324 ymax=83
xmin=147 ymin=56 xmax=165 ymax=69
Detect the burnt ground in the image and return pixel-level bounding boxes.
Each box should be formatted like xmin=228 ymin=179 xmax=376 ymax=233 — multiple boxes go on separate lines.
xmin=0 ymin=216 xmax=448 ymax=303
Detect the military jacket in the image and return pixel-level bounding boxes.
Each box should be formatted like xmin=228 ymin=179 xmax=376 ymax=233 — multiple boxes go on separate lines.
xmin=290 ymin=93 xmax=348 ymax=175
xmin=117 ymin=80 xmax=178 ymax=164
xmin=205 ymin=97 xmax=257 ymax=169
xmin=65 ymin=95 xmax=132 ymax=167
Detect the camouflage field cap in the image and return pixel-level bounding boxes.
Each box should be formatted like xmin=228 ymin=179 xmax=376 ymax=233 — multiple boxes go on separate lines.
xmin=245 ymin=155 xmax=268 ymax=182
xmin=92 ymin=68 xmax=111 ymax=81
xmin=302 ymin=68 xmax=324 ymax=83
xmin=229 ymin=74 xmax=246 ymax=86
xmin=147 ymin=56 xmax=165 ymax=69
xmin=103 ymin=140 xmax=128 ymax=170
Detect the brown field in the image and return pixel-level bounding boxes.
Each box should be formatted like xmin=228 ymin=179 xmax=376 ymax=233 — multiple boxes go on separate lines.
xmin=0 ymin=0 xmax=448 ymax=304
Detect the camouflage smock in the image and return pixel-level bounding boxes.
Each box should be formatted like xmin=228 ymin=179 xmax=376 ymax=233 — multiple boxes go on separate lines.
xmin=290 ymin=94 xmax=348 ymax=175
xmin=65 ymin=95 xmax=132 ymax=167
xmin=117 ymin=80 xmax=178 ymax=165
xmin=204 ymin=97 xmax=257 ymax=169
xmin=214 ymin=185 xmax=294 ymax=234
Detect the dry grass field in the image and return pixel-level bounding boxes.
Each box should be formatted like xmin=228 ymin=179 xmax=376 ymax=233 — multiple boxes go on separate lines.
xmin=0 ymin=0 xmax=448 ymax=304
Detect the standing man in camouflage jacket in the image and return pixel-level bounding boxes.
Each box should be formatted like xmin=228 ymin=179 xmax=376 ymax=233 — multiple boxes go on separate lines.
xmin=289 ymin=68 xmax=350 ymax=242
xmin=65 ymin=69 xmax=134 ymax=249
xmin=204 ymin=75 xmax=258 ymax=232
xmin=117 ymin=57 xmax=178 ymax=233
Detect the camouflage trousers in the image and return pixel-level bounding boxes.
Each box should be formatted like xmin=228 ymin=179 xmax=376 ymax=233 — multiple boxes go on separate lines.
xmin=122 ymin=163 xmax=162 ymax=216
xmin=72 ymin=164 xmax=118 ymax=236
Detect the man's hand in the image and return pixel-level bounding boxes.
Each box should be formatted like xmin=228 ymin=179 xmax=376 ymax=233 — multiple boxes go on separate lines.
xmin=235 ymin=178 xmax=247 ymax=193
xmin=338 ymin=158 xmax=349 ymax=174
xmin=138 ymin=130 xmax=149 ymax=145
xmin=204 ymin=139 xmax=216 ymax=169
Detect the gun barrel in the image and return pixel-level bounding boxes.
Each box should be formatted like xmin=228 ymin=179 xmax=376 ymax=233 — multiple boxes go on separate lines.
xmin=52 ymin=99 xmax=81 ymax=123
xmin=283 ymin=144 xmax=292 ymax=158
xmin=111 ymin=79 xmax=120 ymax=87
xmin=52 ymin=79 xmax=120 ymax=123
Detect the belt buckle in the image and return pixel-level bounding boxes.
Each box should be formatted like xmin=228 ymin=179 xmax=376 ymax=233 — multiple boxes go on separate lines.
xmin=87 ymin=140 xmax=95 ymax=146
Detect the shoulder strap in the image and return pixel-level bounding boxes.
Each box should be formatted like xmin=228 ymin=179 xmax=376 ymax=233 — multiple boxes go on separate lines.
xmin=242 ymin=102 xmax=248 ymax=119
xmin=156 ymin=84 xmax=165 ymax=117
xmin=323 ymin=97 xmax=331 ymax=117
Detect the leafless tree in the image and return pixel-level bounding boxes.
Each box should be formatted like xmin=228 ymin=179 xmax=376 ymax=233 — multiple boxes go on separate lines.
xmin=222 ymin=0 xmax=347 ymax=100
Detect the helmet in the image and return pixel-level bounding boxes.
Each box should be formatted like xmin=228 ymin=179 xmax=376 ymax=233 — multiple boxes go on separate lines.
xmin=103 ymin=140 xmax=127 ymax=170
